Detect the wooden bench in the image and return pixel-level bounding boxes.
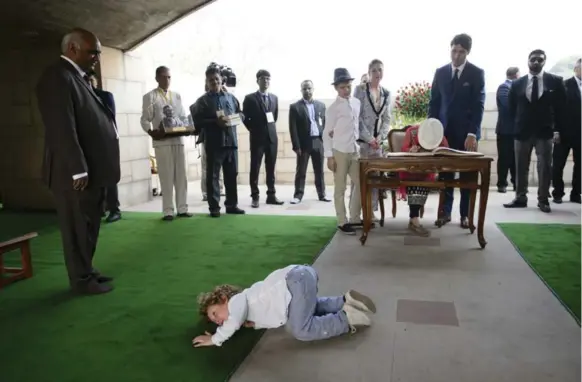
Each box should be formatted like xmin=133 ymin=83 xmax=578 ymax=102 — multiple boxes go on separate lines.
xmin=0 ymin=232 xmax=38 ymax=289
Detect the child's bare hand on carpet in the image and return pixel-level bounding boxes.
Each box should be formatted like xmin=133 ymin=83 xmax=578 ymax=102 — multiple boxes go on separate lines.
xmin=192 ymin=331 xmax=215 ymax=347
xmin=243 ymin=321 xmax=255 ymax=328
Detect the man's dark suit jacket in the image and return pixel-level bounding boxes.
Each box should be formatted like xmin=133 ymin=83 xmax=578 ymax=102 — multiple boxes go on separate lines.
xmin=36 ymin=58 xmax=120 ymax=190
xmin=428 ymin=62 xmax=486 ymax=144
xmin=192 ymin=91 xmax=241 ymax=149
xmin=288 ymin=99 xmax=326 ymax=151
xmin=508 ymin=72 xmax=566 ymax=141
xmin=242 ymin=91 xmax=279 ymax=144
xmin=94 ymin=88 xmax=116 ymax=124
xmin=563 ymin=76 xmax=581 ymax=140
xmin=495 ymin=80 xmax=514 ymax=135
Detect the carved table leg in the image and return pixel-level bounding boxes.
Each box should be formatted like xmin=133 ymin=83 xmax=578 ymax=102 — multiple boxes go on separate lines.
xmin=360 ymin=169 xmax=370 ymax=245
xmin=477 ymin=167 xmax=490 ymax=248
xmin=468 ymin=189 xmax=477 ymax=234
xmin=379 ymin=190 xmax=385 ymax=227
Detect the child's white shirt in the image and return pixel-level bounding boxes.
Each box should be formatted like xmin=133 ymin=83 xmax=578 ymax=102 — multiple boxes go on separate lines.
xmin=211 ymin=265 xmax=297 ymax=346
xmin=323 ymin=96 xmax=361 ymax=158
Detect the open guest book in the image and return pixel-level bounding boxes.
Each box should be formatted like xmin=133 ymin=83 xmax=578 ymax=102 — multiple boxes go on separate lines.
xmin=386 ymin=147 xmax=485 ymax=157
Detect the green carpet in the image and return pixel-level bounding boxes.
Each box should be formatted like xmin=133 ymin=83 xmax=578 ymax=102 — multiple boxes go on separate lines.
xmin=0 ymin=211 xmax=336 ymax=382
xmin=498 ymin=223 xmax=581 ymax=323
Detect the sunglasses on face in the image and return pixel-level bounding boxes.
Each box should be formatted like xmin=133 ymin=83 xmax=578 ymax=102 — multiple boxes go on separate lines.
xmin=529 ymin=57 xmax=544 ymax=64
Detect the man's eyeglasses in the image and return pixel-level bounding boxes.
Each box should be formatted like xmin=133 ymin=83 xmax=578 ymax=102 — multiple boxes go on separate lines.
xmin=529 ymin=57 xmax=544 ymax=64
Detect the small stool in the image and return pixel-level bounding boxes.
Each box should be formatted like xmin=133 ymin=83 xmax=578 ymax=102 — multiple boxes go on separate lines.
xmin=0 ymin=232 xmax=38 ymax=289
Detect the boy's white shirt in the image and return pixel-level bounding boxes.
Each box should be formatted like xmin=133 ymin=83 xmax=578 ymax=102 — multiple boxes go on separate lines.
xmin=211 ymin=265 xmax=297 ymax=346
xmin=323 ymin=96 xmax=361 ymax=158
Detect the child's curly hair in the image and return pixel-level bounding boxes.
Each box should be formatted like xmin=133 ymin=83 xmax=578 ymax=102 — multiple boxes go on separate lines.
xmin=197 ymin=284 xmax=242 ymax=317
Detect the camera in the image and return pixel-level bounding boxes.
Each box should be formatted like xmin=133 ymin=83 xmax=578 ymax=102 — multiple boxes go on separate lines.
xmin=207 ymin=62 xmax=237 ymax=88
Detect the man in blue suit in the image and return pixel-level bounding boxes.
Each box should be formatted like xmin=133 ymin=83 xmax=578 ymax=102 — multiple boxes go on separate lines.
xmin=428 ymin=33 xmax=485 ymax=229
xmin=88 ymin=72 xmax=122 ymax=223
xmin=495 ymin=67 xmax=520 ymax=193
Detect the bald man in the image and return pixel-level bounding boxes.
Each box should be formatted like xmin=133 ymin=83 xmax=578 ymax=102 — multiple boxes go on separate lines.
xmin=36 ymin=28 xmax=119 ymax=295
xmin=288 ymin=80 xmax=329 ymax=203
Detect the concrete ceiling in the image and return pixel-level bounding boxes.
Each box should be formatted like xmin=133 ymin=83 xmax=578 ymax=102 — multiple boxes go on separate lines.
xmin=0 ymin=0 xmax=216 ymax=51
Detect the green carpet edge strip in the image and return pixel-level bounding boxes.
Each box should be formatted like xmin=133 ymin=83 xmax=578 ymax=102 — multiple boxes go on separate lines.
xmin=496 ymin=223 xmax=581 ymax=327
xmin=224 ymin=230 xmax=337 ymax=381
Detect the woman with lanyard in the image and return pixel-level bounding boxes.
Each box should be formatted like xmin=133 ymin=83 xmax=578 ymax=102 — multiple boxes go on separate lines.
xmin=351 ymin=59 xmax=392 ymax=222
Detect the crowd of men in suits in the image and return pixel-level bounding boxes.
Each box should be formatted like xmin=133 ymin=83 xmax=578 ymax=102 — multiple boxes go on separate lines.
xmin=496 ymin=56 xmax=581 ymax=211
xmin=142 ymin=65 xmax=337 ymax=220
xmin=35 ymin=26 xmax=579 ymax=295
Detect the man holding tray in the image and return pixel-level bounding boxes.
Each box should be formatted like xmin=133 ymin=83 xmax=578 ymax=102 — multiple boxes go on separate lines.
xmin=140 ymin=66 xmax=192 ymax=221
xmin=192 ymin=66 xmax=246 ymax=217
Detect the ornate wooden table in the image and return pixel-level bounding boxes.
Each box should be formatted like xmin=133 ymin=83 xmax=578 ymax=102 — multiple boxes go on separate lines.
xmin=359 ymin=156 xmax=494 ymax=248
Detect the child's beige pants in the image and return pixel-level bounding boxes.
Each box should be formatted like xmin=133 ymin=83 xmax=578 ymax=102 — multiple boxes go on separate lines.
xmin=332 ymin=149 xmax=361 ymax=226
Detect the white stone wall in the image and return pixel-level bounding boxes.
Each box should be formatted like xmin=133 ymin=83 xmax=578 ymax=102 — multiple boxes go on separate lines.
xmin=100 ymin=47 xmax=153 ymax=207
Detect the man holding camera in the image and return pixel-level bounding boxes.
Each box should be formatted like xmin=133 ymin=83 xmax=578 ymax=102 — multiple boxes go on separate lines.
xmin=192 ymin=66 xmax=245 ymax=217
xmin=195 ymin=82 xmax=224 ymax=202
xmin=140 ymin=66 xmax=192 ymax=221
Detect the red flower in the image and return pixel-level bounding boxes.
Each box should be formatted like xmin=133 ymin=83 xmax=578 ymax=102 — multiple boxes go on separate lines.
xmin=395 ymin=80 xmax=431 ymax=120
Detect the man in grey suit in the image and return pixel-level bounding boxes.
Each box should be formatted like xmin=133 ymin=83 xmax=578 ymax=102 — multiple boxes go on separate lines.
xmin=288 ymin=80 xmax=330 ymax=204
xmin=36 ymin=28 xmax=119 ymax=295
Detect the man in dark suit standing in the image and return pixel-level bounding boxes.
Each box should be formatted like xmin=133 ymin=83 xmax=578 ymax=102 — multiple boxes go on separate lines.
xmin=552 ymin=58 xmax=581 ymax=204
xmin=503 ymin=50 xmax=566 ymax=213
xmin=36 ymin=28 xmax=119 ymax=294
xmin=495 ymin=67 xmax=520 ymax=193
xmin=88 ymin=71 xmax=122 ymax=223
xmin=243 ymin=70 xmax=284 ymax=208
xmin=288 ymin=80 xmax=330 ymax=204
xmin=428 ymin=33 xmax=485 ymax=228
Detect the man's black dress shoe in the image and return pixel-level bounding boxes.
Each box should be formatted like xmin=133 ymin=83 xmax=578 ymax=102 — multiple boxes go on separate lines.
xmin=319 ymin=196 xmax=332 ymax=202
xmin=209 ymin=211 xmax=221 ymax=218
xmin=177 ymin=212 xmax=193 ymax=218
xmin=570 ymin=195 xmax=581 ymax=204
xmin=226 ymin=207 xmax=246 ymax=214
xmin=73 ymin=277 xmax=113 ymax=295
xmin=497 ymin=187 xmax=507 ymax=193
xmin=434 ymin=215 xmax=451 ymax=227
xmin=105 ymin=212 xmax=121 ymax=223
xmin=162 ymin=215 xmax=174 ymax=221
xmin=266 ymin=197 xmax=284 ymax=205
xmin=251 ymin=199 xmax=259 ymax=208
xmin=503 ymin=200 xmax=527 ymax=208
xmin=538 ymin=202 xmax=551 ymax=213
xmin=91 ymin=270 xmax=113 ymax=283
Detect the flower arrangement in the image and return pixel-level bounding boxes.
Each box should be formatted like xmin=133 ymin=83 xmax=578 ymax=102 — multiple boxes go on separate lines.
xmin=393 ymin=81 xmax=432 ymax=126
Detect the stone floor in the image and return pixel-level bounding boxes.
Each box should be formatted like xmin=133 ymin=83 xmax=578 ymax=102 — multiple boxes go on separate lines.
xmin=128 ymin=183 xmax=582 ymax=382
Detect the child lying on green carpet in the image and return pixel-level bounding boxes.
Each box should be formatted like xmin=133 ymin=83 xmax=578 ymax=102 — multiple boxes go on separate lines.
xmin=192 ymin=265 xmax=376 ymax=347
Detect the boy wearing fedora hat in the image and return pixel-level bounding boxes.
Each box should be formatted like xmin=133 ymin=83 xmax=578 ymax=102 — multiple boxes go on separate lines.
xmin=323 ymin=68 xmax=363 ymax=234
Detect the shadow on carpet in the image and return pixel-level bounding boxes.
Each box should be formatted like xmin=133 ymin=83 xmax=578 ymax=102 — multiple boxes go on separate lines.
xmin=0 ymin=211 xmax=337 ymax=382
xmin=498 ymin=223 xmax=581 ymax=324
